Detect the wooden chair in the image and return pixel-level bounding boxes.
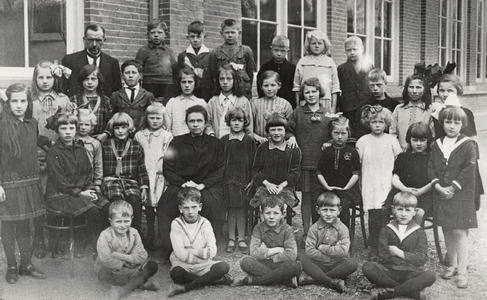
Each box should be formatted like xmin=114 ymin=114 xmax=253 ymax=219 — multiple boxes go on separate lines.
xmin=349 ymin=200 xmax=368 ymax=256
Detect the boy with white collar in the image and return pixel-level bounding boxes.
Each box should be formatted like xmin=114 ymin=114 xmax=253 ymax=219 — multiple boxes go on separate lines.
xmin=362 ymin=192 xmax=436 ymax=300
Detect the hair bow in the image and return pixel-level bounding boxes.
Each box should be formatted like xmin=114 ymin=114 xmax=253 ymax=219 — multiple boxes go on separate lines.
xmin=50 ymin=60 xmax=72 ymax=79
xmin=414 ymin=61 xmax=457 ymax=88
xmin=324 ymin=112 xmax=343 ymax=121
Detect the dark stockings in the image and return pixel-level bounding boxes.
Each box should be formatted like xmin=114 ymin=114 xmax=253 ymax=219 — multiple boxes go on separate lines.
xmin=1 ymin=220 xmax=32 ymax=268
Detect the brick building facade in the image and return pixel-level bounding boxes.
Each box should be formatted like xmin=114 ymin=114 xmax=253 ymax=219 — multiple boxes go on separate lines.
xmin=0 ymin=0 xmax=486 ymax=113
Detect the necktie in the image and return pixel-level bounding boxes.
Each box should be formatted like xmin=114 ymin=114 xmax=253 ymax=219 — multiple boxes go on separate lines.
xmin=128 ymin=87 xmax=135 ymax=102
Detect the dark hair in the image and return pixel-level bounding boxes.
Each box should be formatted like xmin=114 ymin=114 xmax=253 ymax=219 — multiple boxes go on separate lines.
xmin=177 ymin=187 xmax=201 ymax=205
xmin=147 ymin=19 xmax=168 ymax=34
xmin=176 ymin=67 xmax=199 ymax=95
xmin=328 ymin=116 xmax=351 ymax=138
xmin=265 ymin=113 xmax=288 ymax=133
xmin=300 ymin=77 xmax=324 ymax=98
xmin=260 ymin=194 xmax=284 ymax=213
xmin=188 ymin=21 xmax=205 ymax=34
xmin=316 ymin=192 xmax=341 ymax=207
xmin=121 ymin=59 xmax=143 ymax=74
xmin=221 ymin=19 xmax=240 ymax=31
xmin=224 ymin=106 xmax=250 ymax=127
xmin=185 ymin=105 xmax=208 ymax=123
xmin=402 ymin=74 xmax=432 ymax=110
xmin=214 ymin=64 xmax=243 ymax=97
xmin=1 ymin=83 xmax=33 ymax=158
xmin=84 ymin=24 xmax=106 ymax=37
xmin=258 ymin=70 xmax=281 ymax=91
xmin=77 ymin=64 xmax=105 ymax=98
xmin=54 ymin=114 xmax=78 ymax=133
xmin=438 ymin=106 xmax=467 ymax=129
xmin=405 ymin=122 xmax=432 ymax=151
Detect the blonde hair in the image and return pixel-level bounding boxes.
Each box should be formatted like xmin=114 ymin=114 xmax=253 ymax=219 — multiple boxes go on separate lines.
xmin=77 ymin=108 xmax=97 ymax=127
xmin=109 ymin=200 xmax=133 ymax=218
xmin=140 ymin=102 xmax=170 ymax=130
xmin=31 ymin=60 xmax=63 ymax=100
xmin=360 ymin=105 xmax=393 ymax=128
xmin=304 ymin=30 xmax=332 ymax=55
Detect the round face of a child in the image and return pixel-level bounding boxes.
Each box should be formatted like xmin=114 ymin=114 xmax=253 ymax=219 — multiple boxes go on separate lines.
xmin=316 ymin=205 xmax=341 ymax=224
xmin=303 ymin=85 xmax=320 ymax=106
xmin=180 ymin=73 xmax=195 ymax=96
xmin=309 ymin=37 xmax=325 ymax=55
xmin=36 ymin=67 xmax=55 ymax=93
xmin=109 ymin=213 xmax=132 ymax=235
xmin=407 ymin=79 xmax=425 ymax=103
xmin=122 ymin=65 xmax=141 ymax=88
xmin=268 ymin=126 xmax=285 ymax=145
xmin=82 ymin=71 xmax=99 ymax=95
xmin=179 ymin=199 xmax=202 ymax=224
xmin=58 ymin=123 xmax=76 ymax=145
xmin=331 ymin=124 xmax=349 ymax=146
xmin=443 ymin=118 xmax=462 ymax=138
xmin=147 ymin=113 xmax=164 ymax=131
xmin=392 ymin=205 xmax=417 ymax=225
xmin=410 ymin=137 xmax=428 ymax=153
xmin=9 ymin=92 xmax=28 ymax=121
xmin=219 ymin=70 xmax=234 ymax=95
xmin=437 ymin=81 xmax=459 ymax=103
xmin=186 ymin=112 xmax=206 ymax=136
xmin=345 ymin=42 xmax=363 ymax=62
xmin=370 ymin=116 xmax=386 ymax=135
xmin=271 ymin=46 xmax=288 ymax=64
xmin=230 ymin=116 xmax=244 ymax=134
xmin=221 ymin=25 xmax=240 ymax=45
xmin=113 ymin=124 xmax=130 ymax=141
xmin=262 ymin=77 xmax=280 ymax=99
xmin=148 ymin=26 xmax=165 ymax=45
xmin=77 ymin=116 xmax=94 ymax=137
xmin=261 ymin=205 xmax=284 ymax=228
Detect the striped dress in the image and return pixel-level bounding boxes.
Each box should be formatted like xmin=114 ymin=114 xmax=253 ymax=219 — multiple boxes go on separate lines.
xmin=251 ymin=96 xmax=293 ymax=138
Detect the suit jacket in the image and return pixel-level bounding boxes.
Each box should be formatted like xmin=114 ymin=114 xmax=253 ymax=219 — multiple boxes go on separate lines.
xmin=62 ymin=50 xmax=122 ymax=97
xmin=110 ymin=87 xmax=156 ymax=131
xmin=337 ymin=60 xmax=374 ymax=112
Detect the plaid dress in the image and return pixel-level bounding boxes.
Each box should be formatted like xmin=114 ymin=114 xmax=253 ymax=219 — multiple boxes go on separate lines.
xmin=102 ymin=138 xmax=149 ymax=200
xmin=70 ymin=94 xmax=113 ymax=136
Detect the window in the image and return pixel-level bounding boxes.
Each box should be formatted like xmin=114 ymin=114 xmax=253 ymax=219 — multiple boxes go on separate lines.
xmin=346 ymin=0 xmax=398 ymax=81
xmin=439 ymin=0 xmax=465 ymax=76
xmin=241 ymin=0 xmax=326 ymax=67
xmin=477 ymin=0 xmax=487 ymax=82
xmin=0 ymin=0 xmax=83 ymax=83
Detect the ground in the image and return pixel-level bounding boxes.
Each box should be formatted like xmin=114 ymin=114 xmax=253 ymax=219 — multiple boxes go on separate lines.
xmin=0 ymin=131 xmax=486 ymax=300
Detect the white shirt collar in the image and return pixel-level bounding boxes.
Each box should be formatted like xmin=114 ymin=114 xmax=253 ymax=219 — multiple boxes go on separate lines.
xmin=268 ymin=141 xmax=287 ymax=151
xmin=186 ymin=44 xmax=210 ymax=56
xmin=229 ymin=131 xmax=245 ymax=141
xmin=218 ymin=93 xmax=236 ymax=106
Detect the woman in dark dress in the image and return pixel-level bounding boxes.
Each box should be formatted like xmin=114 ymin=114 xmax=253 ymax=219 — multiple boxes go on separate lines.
xmin=158 ymin=105 xmax=225 ymax=257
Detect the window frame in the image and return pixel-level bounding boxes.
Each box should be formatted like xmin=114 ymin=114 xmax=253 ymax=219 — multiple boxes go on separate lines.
xmin=477 ymin=0 xmax=487 ymax=83
xmin=0 ymin=0 xmax=84 ymax=84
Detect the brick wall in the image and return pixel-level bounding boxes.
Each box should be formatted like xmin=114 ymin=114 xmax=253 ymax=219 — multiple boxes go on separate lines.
xmin=84 ymin=0 xmax=151 ymax=63
xmin=398 ymin=0 xmax=422 ymax=85
xmin=420 ymin=0 xmax=440 ymax=65
xmin=327 ymin=0 xmax=348 ymax=65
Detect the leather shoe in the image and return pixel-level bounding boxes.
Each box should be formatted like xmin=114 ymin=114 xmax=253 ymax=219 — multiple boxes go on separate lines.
xmin=6 ymin=267 xmax=18 ymax=284
xmin=19 ymin=265 xmax=46 ymax=279
xmin=441 ymin=266 xmax=458 ymax=280
xmin=226 ymin=239 xmax=236 ymax=253
xmin=457 ymin=274 xmax=468 ymax=288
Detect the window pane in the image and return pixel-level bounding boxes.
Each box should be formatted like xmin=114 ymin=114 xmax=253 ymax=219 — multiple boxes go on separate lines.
xmin=288 ymin=0 xmax=302 ymax=26
xmin=260 ymin=0 xmax=276 ymax=22
xmin=347 ymin=0 xmax=355 ymax=33
xmin=288 ymin=26 xmax=302 ymax=64
xmin=0 ymin=0 xmax=25 ymax=67
xmin=383 ymin=40 xmax=391 ymax=74
xmin=304 ymin=0 xmax=317 ymax=27
xmin=259 ymin=23 xmax=277 ymax=67
xmin=478 ymin=1 xmax=483 ymax=26
xmin=456 ymin=0 xmax=462 ymax=20
xmin=456 ymin=23 xmax=461 ymax=49
xmin=485 ymin=54 xmax=487 ymax=78
xmin=441 ymin=0 xmax=448 ymax=16
xmin=456 ymin=51 xmax=461 ymax=74
xmin=440 ymin=18 xmax=447 ymax=47
xmin=384 ymin=1 xmax=392 ymax=38
xmin=28 ymin=0 xmax=66 ymax=67
xmin=440 ymin=49 xmax=446 ymax=66
xmin=452 ymin=23 xmax=457 ymax=49
xmin=375 ymin=0 xmax=382 ymax=36
xmin=356 ymin=0 xmax=366 ymax=35
xmin=477 ymin=53 xmax=481 ymax=78
xmin=242 ymin=20 xmax=258 ymax=64
xmin=374 ymin=38 xmax=382 ymax=69
xmin=242 ymin=0 xmax=257 ymax=19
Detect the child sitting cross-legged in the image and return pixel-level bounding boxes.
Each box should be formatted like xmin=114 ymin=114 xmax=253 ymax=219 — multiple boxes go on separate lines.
xmin=362 ymin=192 xmax=436 ymax=300
xmin=237 ymin=195 xmax=302 ymax=288
xmin=96 ymin=200 xmax=159 ymax=300
xmin=297 ymin=192 xmax=358 ymax=293
xmin=168 ymin=187 xmax=233 ymax=297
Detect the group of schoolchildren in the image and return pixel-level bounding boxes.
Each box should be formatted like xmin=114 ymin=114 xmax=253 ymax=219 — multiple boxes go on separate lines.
xmin=0 ymin=16 xmax=481 ymax=300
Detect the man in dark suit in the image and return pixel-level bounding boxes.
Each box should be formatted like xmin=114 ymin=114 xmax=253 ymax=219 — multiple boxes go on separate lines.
xmin=62 ymin=24 xmax=122 ymax=97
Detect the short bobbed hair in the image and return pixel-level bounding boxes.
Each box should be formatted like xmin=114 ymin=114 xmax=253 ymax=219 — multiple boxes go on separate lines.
xmin=106 ymin=113 xmax=136 ymax=135
xmin=54 ymin=114 xmax=78 ymax=133
xmin=224 ymin=106 xmax=250 ymax=128
xmin=77 ymin=108 xmax=97 ymax=127
xmin=437 ymin=74 xmax=464 ymax=96
xmin=438 ymin=106 xmax=467 ymax=128
xmin=360 ymin=105 xmax=393 ymax=128
xmin=304 ymin=30 xmax=332 ymax=55
xmin=392 ymin=192 xmax=418 ymax=208
xmin=265 ymin=113 xmax=288 ymax=133
xmin=300 ymin=77 xmax=324 ymax=98
xmin=178 ymin=187 xmax=202 ymax=206
xmin=405 ymin=122 xmax=432 ymax=151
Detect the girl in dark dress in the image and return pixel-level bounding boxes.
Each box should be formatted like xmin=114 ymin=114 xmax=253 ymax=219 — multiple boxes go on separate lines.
xmin=388 ymin=122 xmax=433 ymax=224
xmin=220 ymin=107 xmax=255 ymax=253
xmin=0 ymin=83 xmax=46 ymax=283
xmin=428 ymin=107 xmax=477 ymax=288
xmin=46 ymin=114 xmax=110 ymax=255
